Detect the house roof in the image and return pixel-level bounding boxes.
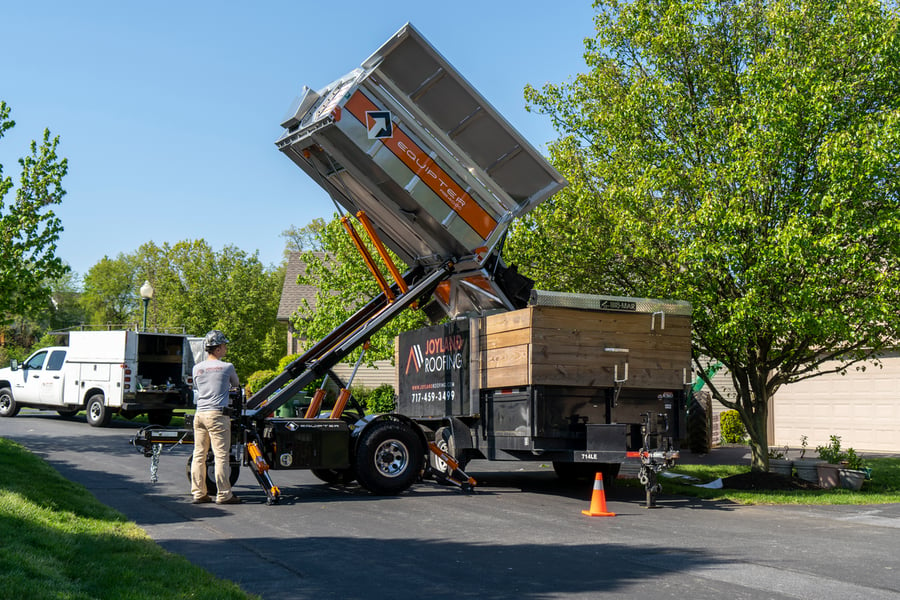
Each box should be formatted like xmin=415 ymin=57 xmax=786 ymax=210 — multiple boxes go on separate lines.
xmin=277 ymin=251 xmax=326 ymax=322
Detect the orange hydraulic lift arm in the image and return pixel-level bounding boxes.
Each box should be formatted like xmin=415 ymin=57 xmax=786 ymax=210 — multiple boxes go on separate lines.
xmin=341 ymin=216 xmax=395 ymax=302
xmin=355 ymin=210 xmax=409 ymax=295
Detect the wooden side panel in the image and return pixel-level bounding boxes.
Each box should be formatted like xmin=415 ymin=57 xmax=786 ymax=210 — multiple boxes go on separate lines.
xmin=476 ymin=306 xmax=691 ymax=390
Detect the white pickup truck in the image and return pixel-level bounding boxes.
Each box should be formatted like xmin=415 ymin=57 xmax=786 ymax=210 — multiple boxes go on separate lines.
xmin=0 ymin=330 xmax=195 ymax=426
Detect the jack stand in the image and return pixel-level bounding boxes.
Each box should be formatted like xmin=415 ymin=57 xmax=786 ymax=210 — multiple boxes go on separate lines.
xmin=246 ymin=440 xmax=281 ymax=505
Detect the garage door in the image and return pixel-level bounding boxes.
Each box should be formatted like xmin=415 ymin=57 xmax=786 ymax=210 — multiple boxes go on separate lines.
xmin=773 ymin=352 xmax=900 ymax=453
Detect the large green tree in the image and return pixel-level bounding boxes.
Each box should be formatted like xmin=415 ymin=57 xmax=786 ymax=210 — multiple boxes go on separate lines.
xmin=291 ymin=215 xmax=431 ymax=365
xmin=80 ymin=241 xmax=285 ymax=378
xmin=0 ymin=101 xmax=69 ymax=324
xmin=510 ymin=0 xmax=900 ymax=469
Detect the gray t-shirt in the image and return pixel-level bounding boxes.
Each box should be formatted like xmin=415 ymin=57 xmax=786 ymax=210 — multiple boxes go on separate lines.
xmin=192 ymin=357 xmax=240 ymax=411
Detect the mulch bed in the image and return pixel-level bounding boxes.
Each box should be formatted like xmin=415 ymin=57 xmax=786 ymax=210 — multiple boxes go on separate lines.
xmin=721 ymin=471 xmax=821 ymax=491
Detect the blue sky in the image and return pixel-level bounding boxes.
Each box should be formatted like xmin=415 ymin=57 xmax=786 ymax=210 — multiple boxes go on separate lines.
xmin=1 ymin=1 xmax=596 ymax=280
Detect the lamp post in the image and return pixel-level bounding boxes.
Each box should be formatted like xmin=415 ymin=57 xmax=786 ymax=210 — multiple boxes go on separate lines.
xmin=140 ymin=280 xmax=154 ymax=331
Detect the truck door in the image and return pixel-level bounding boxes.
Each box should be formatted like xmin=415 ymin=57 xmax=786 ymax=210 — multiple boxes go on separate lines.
xmin=14 ymin=350 xmax=49 ymax=404
xmin=38 ymin=350 xmax=67 ymax=403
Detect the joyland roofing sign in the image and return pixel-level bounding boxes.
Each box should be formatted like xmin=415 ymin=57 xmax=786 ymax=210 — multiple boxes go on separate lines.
xmin=397 ymin=321 xmax=470 ymax=418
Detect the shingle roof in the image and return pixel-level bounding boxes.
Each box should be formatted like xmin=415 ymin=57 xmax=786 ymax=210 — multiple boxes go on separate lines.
xmin=277 ymin=252 xmax=326 ymax=322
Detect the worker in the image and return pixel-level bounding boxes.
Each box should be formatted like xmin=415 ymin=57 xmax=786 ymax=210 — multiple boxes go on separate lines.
xmin=190 ymin=330 xmax=242 ymax=504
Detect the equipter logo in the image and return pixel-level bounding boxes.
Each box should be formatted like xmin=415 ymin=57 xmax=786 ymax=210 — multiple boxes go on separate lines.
xmin=365 ymin=110 xmax=393 ymax=139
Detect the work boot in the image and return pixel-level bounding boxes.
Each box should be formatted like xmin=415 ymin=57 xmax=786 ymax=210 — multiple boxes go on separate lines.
xmin=191 ymin=495 xmax=212 ymax=504
xmin=217 ymin=495 xmax=242 ymax=505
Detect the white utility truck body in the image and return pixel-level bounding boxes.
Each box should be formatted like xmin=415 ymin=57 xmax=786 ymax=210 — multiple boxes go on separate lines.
xmin=0 ymin=331 xmax=194 ymax=427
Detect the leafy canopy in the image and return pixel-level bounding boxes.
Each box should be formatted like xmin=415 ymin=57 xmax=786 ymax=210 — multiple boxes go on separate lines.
xmin=511 ymin=0 xmax=900 ymax=469
xmin=0 ymin=101 xmax=69 ymax=324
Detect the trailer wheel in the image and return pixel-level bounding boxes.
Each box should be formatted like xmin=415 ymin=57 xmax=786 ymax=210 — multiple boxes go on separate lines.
xmin=0 ymin=387 xmax=20 ymax=418
xmin=86 ymin=394 xmax=112 ymax=427
xmin=430 ymin=426 xmax=467 ymax=476
xmin=147 ymin=410 xmax=173 ymax=426
xmin=186 ymin=452 xmax=240 ymax=495
xmin=311 ymin=468 xmax=356 ymax=485
xmin=355 ymin=420 xmax=423 ymax=495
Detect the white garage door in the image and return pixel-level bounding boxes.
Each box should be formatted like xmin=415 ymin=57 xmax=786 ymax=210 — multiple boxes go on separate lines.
xmin=773 ymin=352 xmax=900 ymax=453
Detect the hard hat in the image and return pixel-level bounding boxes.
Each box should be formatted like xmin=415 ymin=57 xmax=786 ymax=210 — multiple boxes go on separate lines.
xmin=204 ymin=330 xmax=229 ymax=349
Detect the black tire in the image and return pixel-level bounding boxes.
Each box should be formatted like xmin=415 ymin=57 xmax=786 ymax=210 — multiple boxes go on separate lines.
xmin=429 ymin=426 xmax=461 ymax=476
xmin=186 ymin=451 xmax=241 ymax=495
xmin=0 ymin=387 xmax=20 ymax=418
xmin=56 ymin=408 xmax=80 ymax=418
xmin=354 ymin=420 xmax=423 ymax=495
xmin=85 ymin=393 xmax=112 ymax=427
xmin=311 ymin=467 xmax=356 ymax=485
xmin=147 ymin=410 xmax=173 ymax=426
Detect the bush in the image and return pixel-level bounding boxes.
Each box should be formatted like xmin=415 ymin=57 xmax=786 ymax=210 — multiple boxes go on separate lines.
xmin=350 ymin=383 xmax=396 ymax=414
xmin=720 ymin=410 xmax=746 ymax=444
xmin=246 ymin=369 xmax=278 ymax=394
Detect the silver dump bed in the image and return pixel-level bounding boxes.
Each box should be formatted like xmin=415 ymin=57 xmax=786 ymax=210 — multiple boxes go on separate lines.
xmin=275 ymin=24 xmax=565 ymax=315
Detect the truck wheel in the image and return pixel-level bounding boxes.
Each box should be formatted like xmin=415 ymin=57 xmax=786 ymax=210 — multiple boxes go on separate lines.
xmin=186 ymin=452 xmax=241 ymax=495
xmin=355 ymin=420 xmax=423 ymax=495
xmin=85 ymin=394 xmax=112 ymax=427
xmin=0 ymin=387 xmax=20 ymax=418
xmin=147 ymin=410 xmax=173 ymax=426
xmin=430 ymin=426 xmax=467 ymax=476
xmin=311 ymin=468 xmax=356 ymax=485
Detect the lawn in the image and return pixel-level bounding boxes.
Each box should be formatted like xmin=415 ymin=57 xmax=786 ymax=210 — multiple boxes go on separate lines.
xmin=0 ymin=437 xmax=257 ymax=600
xmin=656 ymin=458 xmax=900 ymax=505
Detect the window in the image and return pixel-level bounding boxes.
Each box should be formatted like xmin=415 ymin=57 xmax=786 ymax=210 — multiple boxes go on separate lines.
xmin=24 ymin=352 xmax=47 ymax=370
xmin=46 ymin=350 xmax=67 ymax=371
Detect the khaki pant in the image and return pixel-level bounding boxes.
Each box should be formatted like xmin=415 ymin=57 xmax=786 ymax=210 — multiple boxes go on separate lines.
xmin=191 ymin=411 xmax=234 ymax=502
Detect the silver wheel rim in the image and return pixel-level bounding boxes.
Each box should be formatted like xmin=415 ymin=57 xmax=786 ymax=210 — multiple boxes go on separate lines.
xmin=89 ymin=401 xmax=101 ymax=421
xmin=374 ymin=439 xmax=409 ymax=478
xmin=0 ymin=394 xmax=10 ymax=411
xmin=434 ymin=438 xmax=450 ymax=473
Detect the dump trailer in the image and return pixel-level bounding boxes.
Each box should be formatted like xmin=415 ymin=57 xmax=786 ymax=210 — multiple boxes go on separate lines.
xmin=397 ymin=290 xmax=691 ymax=505
xmin=131 ymin=23 xmax=567 ymax=502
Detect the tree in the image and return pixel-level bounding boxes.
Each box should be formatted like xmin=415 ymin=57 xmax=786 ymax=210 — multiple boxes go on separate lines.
xmin=79 ymin=241 xmax=285 ymax=379
xmin=80 ymin=255 xmax=139 ymax=326
xmin=511 ymin=0 xmax=900 ymax=470
xmin=291 ymin=215 xmax=432 ymax=365
xmin=281 ymin=218 xmax=326 ymax=258
xmin=0 ymin=101 xmax=69 ymax=324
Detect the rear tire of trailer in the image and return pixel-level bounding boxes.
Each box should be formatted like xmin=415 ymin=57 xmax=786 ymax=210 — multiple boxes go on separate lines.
xmin=186 ymin=452 xmax=241 ymax=495
xmin=355 ymin=420 xmax=423 ymax=495
xmin=86 ymin=394 xmax=112 ymax=427
xmin=0 ymin=387 xmax=20 ymax=418
xmin=311 ymin=468 xmax=356 ymax=485
xmin=429 ymin=426 xmax=466 ymax=478
xmin=147 ymin=410 xmax=173 ymax=426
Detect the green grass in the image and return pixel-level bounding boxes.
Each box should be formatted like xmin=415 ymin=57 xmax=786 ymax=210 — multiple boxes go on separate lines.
xmin=0 ymin=437 xmax=258 ymax=600
xmin=656 ymin=459 xmax=900 ymax=505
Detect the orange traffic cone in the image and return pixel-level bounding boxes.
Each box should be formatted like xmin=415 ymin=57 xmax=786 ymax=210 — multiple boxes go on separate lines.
xmin=582 ymin=472 xmax=615 ymax=517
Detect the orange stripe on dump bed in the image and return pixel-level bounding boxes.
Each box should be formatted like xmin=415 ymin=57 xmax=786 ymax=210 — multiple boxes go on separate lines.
xmin=344 ymin=90 xmax=497 ymax=240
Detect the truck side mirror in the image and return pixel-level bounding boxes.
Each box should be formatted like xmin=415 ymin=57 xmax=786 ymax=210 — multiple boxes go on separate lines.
xmin=10 ymin=360 xmax=18 ymax=371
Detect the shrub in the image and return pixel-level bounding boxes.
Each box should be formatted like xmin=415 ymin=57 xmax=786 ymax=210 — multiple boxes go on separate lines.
xmin=246 ymin=369 xmax=278 ymax=394
xmin=366 ymin=384 xmax=396 ymax=413
xmin=720 ymin=410 xmax=746 ymax=444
